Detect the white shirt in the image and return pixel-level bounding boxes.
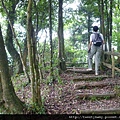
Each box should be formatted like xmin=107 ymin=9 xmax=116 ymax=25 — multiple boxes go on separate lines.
xmin=90 ymin=32 xmax=104 ymax=43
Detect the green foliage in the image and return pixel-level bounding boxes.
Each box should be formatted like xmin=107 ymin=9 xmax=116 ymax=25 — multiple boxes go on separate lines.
xmin=53 ymin=68 xmax=63 ymax=85
xmin=112 ymin=5 xmax=120 ymax=51
xmin=45 ymin=64 xmax=63 ymax=85
xmin=65 ymin=38 xmax=88 ymax=67
xmin=0 ymin=105 xmax=7 ymax=114
xmin=26 ymin=100 xmax=46 ymax=114
xmin=90 ymin=96 xmax=98 ymax=101
xmin=114 ymin=85 xmax=120 ymax=97
xmin=12 ymin=74 xmax=28 ymax=92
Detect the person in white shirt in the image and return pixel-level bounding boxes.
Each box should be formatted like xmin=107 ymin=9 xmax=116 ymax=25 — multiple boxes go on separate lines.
xmin=87 ymin=26 xmax=105 ymax=75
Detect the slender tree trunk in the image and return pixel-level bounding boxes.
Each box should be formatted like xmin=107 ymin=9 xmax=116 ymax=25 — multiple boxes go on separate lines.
xmin=87 ymin=13 xmax=91 ymax=44
xmin=98 ymin=0 xmax=107 ymax=66
xmin=23 ymin=38 xmax=28 ymax=67
xmin=6 ymin=24 xmax=23 ymax=74
xmin=109 ymin=0 xmax=113 ymax=51
xmin=43 ymin=33 xmax=47 ymax=68
xmin=105 ymin=0 xmax=109 ymax=51
xmin=32 ymin=25 xmax=42 ymax=105
xmin=58 ymin=0 xmax=66 ymax=72
xmin=27 ymin=0 xmax=42 ymax=106
xmin=27 ymin=0 xmax=35 ymax=103
xmin=5 ymin=0 xmax=23 ymax=74
xmin=100 ymin=0 xmax=105 ymax=36
xmin=0 ymin=25 xmax=24 ymax=113
xmin=49 ymin=0 xmax=54 ymax=80
xmin=104 ymin=0 xmax=112 ymax=52
xmin=0 ymin=74 xmax=3 ymax=102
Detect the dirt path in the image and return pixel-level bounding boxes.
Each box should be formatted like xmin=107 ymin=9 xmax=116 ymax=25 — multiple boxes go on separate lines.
xmin=14 ymin=68 xmax=120 ymax=115
xmin=43 ymin=68 xmax=120 ymax=114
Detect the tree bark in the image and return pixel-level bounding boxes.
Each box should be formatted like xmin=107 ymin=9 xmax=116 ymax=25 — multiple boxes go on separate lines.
xmin=0 ymin=25 xmax=24 ymax=113
xmin=0 ymin=74 xmax=3 ymax=103
xmin=105 ymin=0 xmax=109 ymax=51
xmin=6 ymin=24 xmax=23 ymax=74
xmin=58 ymin=0 xmax=66 ymax=72
xmin=87 ymin=13 xmax=91 ymax=44
xmin=23 ymin=38 xmax=28 ymax=67
xmin=1 ymin=0 xmax=30 ymax=83
xmin=109 ymin=0 xmax=113 ymax=51
xmin=100 ymin=0 xmax=105 ymax=36
xmin=49 ymin=0 xmax=54 ymax=79
xmin=27 ymin=0 xmax=35 ymax=103
xmin=27 ymin=0 xmax=42 ymax=106
xmin=5 ymin=0 xmax=23 ymax=74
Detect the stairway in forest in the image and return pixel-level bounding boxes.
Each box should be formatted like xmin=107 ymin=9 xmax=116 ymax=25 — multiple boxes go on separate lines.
xmin=67 ymin=67 xmax=120 ymax=114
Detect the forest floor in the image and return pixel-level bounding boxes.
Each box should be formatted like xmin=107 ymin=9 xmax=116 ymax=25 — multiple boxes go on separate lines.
xmin=14 ymin=67 xmax=120 ymax=114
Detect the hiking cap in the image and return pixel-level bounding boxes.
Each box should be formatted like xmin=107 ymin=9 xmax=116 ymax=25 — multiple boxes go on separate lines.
xmin=93 ymin=26 xmax=99 ymax=32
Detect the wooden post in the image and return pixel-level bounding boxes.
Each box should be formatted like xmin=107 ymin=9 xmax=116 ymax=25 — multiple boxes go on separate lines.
xmin=111 ymin=48 xmax=115 ymax=78
xmin=100 ymin=50 xmax=104 ymax=70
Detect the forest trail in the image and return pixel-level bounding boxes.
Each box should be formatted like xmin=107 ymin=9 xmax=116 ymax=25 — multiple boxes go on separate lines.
xmin=67 ymin=67 xmax=120 ymax=114
xmin=15 ymin=67 xmax=120 ymax=114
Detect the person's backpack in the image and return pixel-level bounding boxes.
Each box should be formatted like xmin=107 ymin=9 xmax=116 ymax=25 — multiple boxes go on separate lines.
xmin=92 ymin=33 xmax=103 ymax=46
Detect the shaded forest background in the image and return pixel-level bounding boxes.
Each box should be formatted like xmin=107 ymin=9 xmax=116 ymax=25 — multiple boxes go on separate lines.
xmin=0 ymin=0 xmax=120 ymax=114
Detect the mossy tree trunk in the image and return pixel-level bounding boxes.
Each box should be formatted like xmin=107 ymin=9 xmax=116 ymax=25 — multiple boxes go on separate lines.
xmin=5 ymin=0 xmax=23 ymax=74
xmin=0 ymin=25 xmax=24 ymax=114
xmin=27 ymin=0 xmax=42 ymax=106
xmin=1 ymin=0 xmax=30 ymax=83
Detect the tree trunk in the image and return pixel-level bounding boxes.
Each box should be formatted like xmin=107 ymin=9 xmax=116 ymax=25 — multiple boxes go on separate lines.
xmin=58 ymin=0 xmax=66 ymax=72
xmin=27 ymin=0 xmax=35 ymax=103
xmin=1 ymin=0 xmax=30 ymax=83
xmin=103 ymin=0 xmax=112 ymax=62
xmin=98 ymin=0 xmax=108 ymax=65
xmin=105 ymin=0 xmax=109 ymax=51
xmin=104 ymin=0 xmax=112 ymax=52
xmin=0 ymin=25 xmax=24 ymax=113
xmin=49 ymin=0 xmax=54 ymax=81
xmin=32 ymin=25 xmax=42 ymax=106
xmin=23 ymin=38 xmax=28 ymax=67
xmin=0 ymin=74 xmax=3 ymax=103
xmin=5 ymin=0 xmax=23 ymax=74
xmin=109 ymin=0 xmax=113 ymax=51
xmin=100 ymin=0 xmax=105 ymax=36
xmin=27 ymin=0 xmax=42 ymax=106
xmin=87 ymin=13 xmax=91 ymax=44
